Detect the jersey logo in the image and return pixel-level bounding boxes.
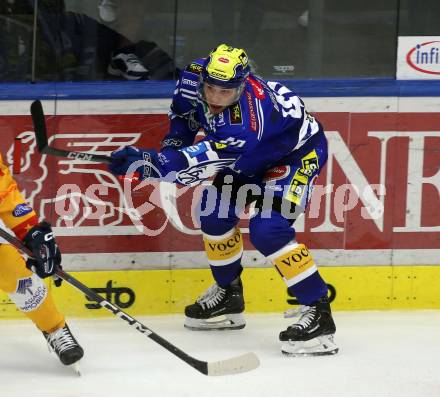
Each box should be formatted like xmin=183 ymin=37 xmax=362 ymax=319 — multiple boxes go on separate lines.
xmin=185 ymin=62 xmax=203 ymax=75
xmin=176 ymin=159 xmax=235 ymax=186
xmin=285 ymin=170 xmax=308 ymax=205
xmin=16 ymin=277 xmax=33 ymax=295
xmin=263 ymin=165 xmax=291 ymax=182
xmin=181 ymin=142 xmax=209 ymax=158
xmin=161 ymin=138 xmax=183 ymax=149
xmin=245 ymin=91 xmax=258 ymax=132
xmin=12 ymin=203 xmax=33 ymax=217
xmin=214 ymin=142 xmax=228 ymax=149
xmin=229 ymin=103 xmax=242 ymax=125
xmin=213 ymin=137 xmax=246 ymax=149
xmin=247 ymin=76 xmax=266 ymax=99
xmin=301 ymin=150 xmax=319 ymax=175
xmin=181 ymin=78 xmax=197 ymax=86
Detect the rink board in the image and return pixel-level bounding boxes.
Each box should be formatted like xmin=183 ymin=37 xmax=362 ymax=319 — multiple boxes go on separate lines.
xmin=1 ymin=265 xmax=440 ymax=320
xmin=0 ymin=94 xmax=438 ymax=320
xmin=0 ymin=97 xmax=438 ymax=269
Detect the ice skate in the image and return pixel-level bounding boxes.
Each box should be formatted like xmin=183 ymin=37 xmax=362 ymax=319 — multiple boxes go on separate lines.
xmin=184 ymin=277 xmax=245 ymax=331
xmin=279 ymin=297 xmax=338 ymax=356
xmin=43 ymin=324 xmax=84 ymax=374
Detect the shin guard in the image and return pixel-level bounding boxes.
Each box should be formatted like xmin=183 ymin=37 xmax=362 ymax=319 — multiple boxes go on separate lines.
xmin=203 ymin=227 xmax=243 ymax=287
xmin=269 ymin=242 xmax=328 ymax=304
xmin=269 ymin=242 xmax=318 ymax=287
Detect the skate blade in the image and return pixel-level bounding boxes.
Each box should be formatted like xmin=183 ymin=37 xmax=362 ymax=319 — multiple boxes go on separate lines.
xmin=281 ymin=335 xmax=339 ymax=357
xmin=70 ymin=361 xmax=82 ymax=376
xmin=184 ymin=313 xmax=246 ymax=331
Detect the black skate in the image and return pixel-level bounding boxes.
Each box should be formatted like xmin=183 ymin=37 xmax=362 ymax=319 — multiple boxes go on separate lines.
xmin=279 ymin=297 xmax=338 ymax=356
xmin=43 ymin=324 xmax=84 ymax=372
xmin=184 ymin=278 xmax=245 ymax=330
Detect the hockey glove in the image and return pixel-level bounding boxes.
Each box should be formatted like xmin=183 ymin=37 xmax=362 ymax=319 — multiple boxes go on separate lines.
xmin=23 ymin=221 xmax=62 ymax=282
xmin=109 ymin=146 xmax=163 ymax=181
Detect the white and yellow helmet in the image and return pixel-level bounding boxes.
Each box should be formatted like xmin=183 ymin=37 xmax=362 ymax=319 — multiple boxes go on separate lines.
xmin=197 ymin=44 xmax=250 ymax=107
xmin=201 ymin=44 xmax=250 ymax=89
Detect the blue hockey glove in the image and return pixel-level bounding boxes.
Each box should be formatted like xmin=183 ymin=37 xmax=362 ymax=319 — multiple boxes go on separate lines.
xmin=109 ymin=146 xmax=163 ymax=181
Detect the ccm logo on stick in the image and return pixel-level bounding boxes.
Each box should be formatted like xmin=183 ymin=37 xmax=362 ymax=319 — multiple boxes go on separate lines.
xmin=67 ymin=152 xmax=93 ymax=161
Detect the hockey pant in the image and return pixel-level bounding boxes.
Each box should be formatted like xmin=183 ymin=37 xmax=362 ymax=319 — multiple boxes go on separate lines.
xmin=0 ymin=244 xmax=65 ymax=332
xmin=198 ymin=145 xmax=328 ymax=305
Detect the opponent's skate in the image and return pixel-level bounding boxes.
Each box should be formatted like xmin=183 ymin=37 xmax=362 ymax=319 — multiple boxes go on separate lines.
xmin=279 ymin=297 xmax=338 ymax=356
xmin=184 ymin=278 xmax=245 ymax=330
xmin=43 ymin=324 xmax=84 ymax=374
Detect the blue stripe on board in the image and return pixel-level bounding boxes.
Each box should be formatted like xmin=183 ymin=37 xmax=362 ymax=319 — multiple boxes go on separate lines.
xmin=1 ymin=78 xmax=440 ymax=100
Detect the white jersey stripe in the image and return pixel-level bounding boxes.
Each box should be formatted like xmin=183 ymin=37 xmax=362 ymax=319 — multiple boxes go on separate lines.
xmin=257 ymin=100 xmax=264 ymax=141
xmin=180 ymin=88 xmax=197 ymax=96
xmin=181 ymin=93 xmax=197 ymax=101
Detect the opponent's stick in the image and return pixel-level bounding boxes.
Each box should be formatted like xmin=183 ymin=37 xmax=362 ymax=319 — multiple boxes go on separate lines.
xmin=30 ymin=100 xmax=112 ymax=163
xmin=0 ymin=227 xmax=259 ymax=376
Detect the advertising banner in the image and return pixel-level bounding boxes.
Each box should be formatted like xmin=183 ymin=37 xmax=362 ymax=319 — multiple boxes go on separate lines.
xmin=0 ymin=98 xmax=438 ymax=271
xmin=397 ymin=36 xmax=440 ymax=79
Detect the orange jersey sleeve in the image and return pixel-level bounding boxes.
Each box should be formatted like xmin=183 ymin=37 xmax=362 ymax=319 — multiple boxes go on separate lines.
xmin=0 ymin=153 xmax=38 ymax=240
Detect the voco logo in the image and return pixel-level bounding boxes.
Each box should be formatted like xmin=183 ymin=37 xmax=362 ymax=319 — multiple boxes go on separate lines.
xmin=280 ymin=246 xmax=310 ymax=267
xmin=207 ymin=233 xmax=241 ymax=252
xmin=85 ymin=280 xmax=135 ymax=309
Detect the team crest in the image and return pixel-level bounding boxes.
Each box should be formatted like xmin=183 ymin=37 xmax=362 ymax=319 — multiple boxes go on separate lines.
xmin=229 ymin=103 xmax=242 ymax=125
xmin=185 ymin=62 xmax=203 ymax=75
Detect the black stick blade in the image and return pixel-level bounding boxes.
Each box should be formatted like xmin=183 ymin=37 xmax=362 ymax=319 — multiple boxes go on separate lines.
xmin=30 ymin=100 xmax=49 ymax=153
xmin=29 ymin=100 xmax=112 ymax=164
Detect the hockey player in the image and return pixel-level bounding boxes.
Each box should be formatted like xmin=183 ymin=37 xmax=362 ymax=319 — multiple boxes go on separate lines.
xmin=0 ymin=153 xmax=84 ymax=368
xmin=108 ymin=44 xmax=338 ymax=356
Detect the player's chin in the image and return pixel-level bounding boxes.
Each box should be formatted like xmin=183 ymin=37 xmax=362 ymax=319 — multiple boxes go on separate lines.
xmin=208 ymin=104 xmax=226 ymax=114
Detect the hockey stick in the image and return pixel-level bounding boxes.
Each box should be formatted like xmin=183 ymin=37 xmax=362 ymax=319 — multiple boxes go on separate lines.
xmin=30 ymin=100 xmax=112 ymax=163
xmin=0 ymin=228 xmax=259 ymax=376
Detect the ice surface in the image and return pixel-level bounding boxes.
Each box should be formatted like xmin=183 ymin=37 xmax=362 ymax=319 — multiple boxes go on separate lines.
xmin=1 ymin=311 xmax=440 ymax=397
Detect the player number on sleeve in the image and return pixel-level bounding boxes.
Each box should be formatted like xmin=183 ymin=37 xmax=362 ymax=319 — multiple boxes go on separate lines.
xmin=267 ymin=82 xmax=303 ymax=120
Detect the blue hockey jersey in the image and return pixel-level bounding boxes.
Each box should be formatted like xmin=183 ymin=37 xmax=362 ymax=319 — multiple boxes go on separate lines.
xmin=158 ymin=58 xmax=324 ymax=186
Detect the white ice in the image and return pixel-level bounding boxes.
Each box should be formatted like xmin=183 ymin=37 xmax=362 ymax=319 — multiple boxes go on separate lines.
xmin=1 ymin=311 xmax=440 ymax=397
